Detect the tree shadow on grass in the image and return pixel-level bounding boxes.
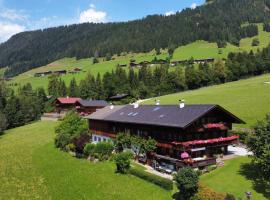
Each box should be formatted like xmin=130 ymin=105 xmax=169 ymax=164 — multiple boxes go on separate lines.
xmin=238 ymin=162 xmax=270 ymax=199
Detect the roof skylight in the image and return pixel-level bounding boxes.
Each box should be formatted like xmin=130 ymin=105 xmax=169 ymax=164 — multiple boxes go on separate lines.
xmin=153 ymin=107 xmax=161 ymax=111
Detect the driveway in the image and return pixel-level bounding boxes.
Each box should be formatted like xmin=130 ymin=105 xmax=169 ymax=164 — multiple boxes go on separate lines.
xmin=228 ymin=145 xmax=253 ymax=156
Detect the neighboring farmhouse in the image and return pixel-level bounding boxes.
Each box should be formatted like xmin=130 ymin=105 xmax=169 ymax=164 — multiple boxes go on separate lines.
xmin=55 ymin=97 xmax=108 ymax=115
xmin=86 ymin=103 xmax=244 ymax=170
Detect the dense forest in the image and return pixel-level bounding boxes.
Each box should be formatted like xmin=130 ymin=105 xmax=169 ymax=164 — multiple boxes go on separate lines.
xmin=1 ymin=0 xmax=270 ymax=77
xmin=46 ymin=44 xmax=270 ymax=102
xmin=0 ymin=82 xmax=47 ymax=133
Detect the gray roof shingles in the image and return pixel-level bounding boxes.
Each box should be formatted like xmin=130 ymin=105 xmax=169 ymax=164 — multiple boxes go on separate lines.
xmin=78 ymin=100 xmax=108 ymax=107
xmin=86 ymin=104 xmax=244 ymax=129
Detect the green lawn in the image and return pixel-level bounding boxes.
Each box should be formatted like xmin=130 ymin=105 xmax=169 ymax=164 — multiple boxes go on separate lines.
xmin=144 ymin=73 xmax=270 ymax=128
xmin=200 ymin=157 xmax=269 ymax=200
xmin=0 ymin=121 xmax=171 ymax=200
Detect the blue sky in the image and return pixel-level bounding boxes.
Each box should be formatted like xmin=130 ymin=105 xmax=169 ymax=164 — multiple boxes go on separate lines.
xmin=0 ymin=0 xmax=204 ymax=42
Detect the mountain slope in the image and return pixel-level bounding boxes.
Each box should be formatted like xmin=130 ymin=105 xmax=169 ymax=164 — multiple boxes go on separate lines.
xmin=143 ymin=73 xmax=270 ymax=127
xmin=1 ymin=0 xmax=270 ymax=77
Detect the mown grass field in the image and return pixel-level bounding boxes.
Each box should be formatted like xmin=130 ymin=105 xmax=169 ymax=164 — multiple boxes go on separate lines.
xmin=200 ymin=157 xmax=269 ymax=200
xmin=144 ymin=73 xmax=270 ymax=128
xmin=9 ymin=24 xmax=270 ymax=90
xmin=0 ymin=121 xmax=172 ymax=200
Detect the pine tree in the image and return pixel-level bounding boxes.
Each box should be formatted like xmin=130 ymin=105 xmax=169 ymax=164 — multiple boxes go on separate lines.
xmin=68 ymin=78 xmax=78 ymax=97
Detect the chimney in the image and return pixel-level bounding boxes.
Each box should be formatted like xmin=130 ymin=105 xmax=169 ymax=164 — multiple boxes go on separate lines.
xmin=155 ymin=99 xmax=160 ymax=106
xmin=134 ymin=102 xmax=139 ymax=109
xmin=179 ymin=99 xmax=185 ymax=109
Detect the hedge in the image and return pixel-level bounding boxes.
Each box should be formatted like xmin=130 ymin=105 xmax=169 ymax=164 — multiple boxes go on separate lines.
xmin=129 ymin=167 xmax=173 ymax=190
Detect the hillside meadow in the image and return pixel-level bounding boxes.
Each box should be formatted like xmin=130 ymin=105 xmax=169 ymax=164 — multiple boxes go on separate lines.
xmin=0 ymin=121 xmax=172 ymax=200
xmin=8 ymin=24 xmax=270 ymax=90
xmin=144 ymin=73 xmax=270 ymax=128
xmin=173 ymin=24 xmax=270 ymax=60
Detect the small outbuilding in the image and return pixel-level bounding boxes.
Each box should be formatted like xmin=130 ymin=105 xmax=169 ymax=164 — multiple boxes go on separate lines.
xmin=75 ymin=100 xmax=108 ymax=116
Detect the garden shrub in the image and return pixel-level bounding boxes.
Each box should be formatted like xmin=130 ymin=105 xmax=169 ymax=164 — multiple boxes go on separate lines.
xmin=196 ymin=170 xmax=203 ymax=176
xmin=174 ymin=167 xmax=199 ymax=199
xmin=84 ymin=143 xmax=96 ymax=157
xmin=65 ymin=143 xmax=76 ymax=152
xmin=72 ymin=133 xmax=91 ymax=154
xmin=94 ymin=142 xmax=114 ymax=160
xmin=114 ymin=151 xmax=133 ymax=174
xmin=129 ymin=167 xmax=173 ymax=190
xmin=55 ymin=133 xmax=72 ymax=150
xmin=194 ymin=184 xmax=226 ymax=200
xmin=54 ymin=111 xmax=88 ymax=150
xmin=225 ymin=193 xmax=236 ymax=200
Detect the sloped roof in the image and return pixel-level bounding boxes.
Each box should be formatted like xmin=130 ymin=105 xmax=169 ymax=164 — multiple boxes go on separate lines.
xmin=85 ymin=104 xmax=244 ymax=129
xmin=77 ymin=100 xmax=108 ymax=107
xmin=57 ymin=97 xmax=81 ymax=104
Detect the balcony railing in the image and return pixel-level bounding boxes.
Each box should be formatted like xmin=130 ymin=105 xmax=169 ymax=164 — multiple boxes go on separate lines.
xmin=154 ymin=154 xmax=216 ymax=168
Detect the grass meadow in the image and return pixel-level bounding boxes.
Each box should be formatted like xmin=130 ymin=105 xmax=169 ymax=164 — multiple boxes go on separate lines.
xmin=0 ymin=121 xmax=172 ymax=200
xmin=144 ymin=73 xmax=270 ymax=128
xmin=173 ymin=24 xmax=270 ymax=60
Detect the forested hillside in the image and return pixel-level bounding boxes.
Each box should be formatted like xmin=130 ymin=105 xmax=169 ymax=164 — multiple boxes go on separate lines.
xmin=1 ymin=0 xmax=270 ymax=77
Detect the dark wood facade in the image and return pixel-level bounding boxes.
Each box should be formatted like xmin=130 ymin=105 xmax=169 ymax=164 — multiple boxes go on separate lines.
xmin=88 ymin=106 xmax=242 ymax=169
xmin=75 ymin=104 xmax=107 ymax=116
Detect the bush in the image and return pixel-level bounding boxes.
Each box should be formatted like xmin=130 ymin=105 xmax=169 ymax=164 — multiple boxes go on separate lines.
xmin=252 ymin=38 xmax=260 ymax=46
xmin=217 ymin=40 xmax=227 ymax=48
xmin=174 ymin=167 xmax=199 ymax=199
xmin=65 ymin=143 xmax=76 ymax=152
xmin=194 ymin=184 xmax=226 ymax=200
xmin=72 ymin=133 xmax=91 ymax=154
xmin=229 ymin=129 xmax=250 ymax=144
xmin=84 ymin=143 xmax=96 ymax=156
xmin=225 ymin=193 xmax=236 ymax=200
xmin=55 ymin=134 xmax=72 ymax=150
xmin=114 ymin=151 xmax=133 ymax=174
xmin=54 ymin=111 xmax=88 ymax=150
xmin=129 ymin=167 xmax=173 ymax=190
xmin=95 ymin=142 xmax=114 ymax=160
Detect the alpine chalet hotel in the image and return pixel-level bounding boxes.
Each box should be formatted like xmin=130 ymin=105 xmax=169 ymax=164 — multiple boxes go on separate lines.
xmin=86 ymin=102 xmax=244 ymax=170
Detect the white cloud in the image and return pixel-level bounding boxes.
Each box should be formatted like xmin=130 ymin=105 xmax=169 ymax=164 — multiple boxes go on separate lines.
xmin=0 ymin=9 xmax=28 ymax=21
xmin=79 ymin=6 xmax=107 ymax=23
xmin=165 ymin=11 xmax=175 ymax=16
xmin=190 ymin=3 xmax=197 ymax=9
xmin=0 ymin=22 xmax=25 ymax=42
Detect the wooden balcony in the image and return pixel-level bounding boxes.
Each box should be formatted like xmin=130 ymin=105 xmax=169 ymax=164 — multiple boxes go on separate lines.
xmin=154 ymin=154 xmax=216 ymax=168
